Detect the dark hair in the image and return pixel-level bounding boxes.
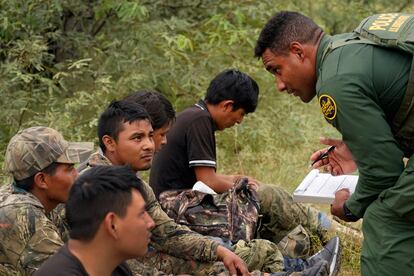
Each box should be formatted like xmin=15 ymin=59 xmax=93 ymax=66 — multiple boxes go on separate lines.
xmin=205 ymin=69 xmax=259 ymax=114
xmin=14 ymin=162 xmax=60 ymax=191
xmin=254 ymin=11 xmax=322 ymax=57
xmin=66 ymin=165 xmax=146 ymax=241
xmin=98 ymin=100 xmax=151 ymax=152
xmin=123 ymin=90 xmax=175 ymax=130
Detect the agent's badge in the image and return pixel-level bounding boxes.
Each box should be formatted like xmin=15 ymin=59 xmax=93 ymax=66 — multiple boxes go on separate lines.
xmin=319 ymin=94 xmax=337 ymax=120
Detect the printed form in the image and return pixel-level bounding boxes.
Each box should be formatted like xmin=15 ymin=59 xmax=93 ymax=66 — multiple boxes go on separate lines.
xmin=293 ymin=169 xmax=358 ymax=204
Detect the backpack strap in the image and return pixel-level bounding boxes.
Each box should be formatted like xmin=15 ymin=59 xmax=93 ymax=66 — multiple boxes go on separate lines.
xmin=392 ymin=54 xmax=414 ymax=131
xmin=321 ymin=35 xmax=414 ymax=135
xmin=321 ymin=35 xmax=377 ymax=63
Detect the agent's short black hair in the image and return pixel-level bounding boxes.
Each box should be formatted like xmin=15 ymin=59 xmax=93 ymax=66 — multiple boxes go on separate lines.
xmin=98 ymin=100 xmax=151 ymax=152
xmin=14 ymin=162 xmax=60 ymax=191
xmin=66 ymin=165 xmax=147 ymax=241
xmin=205 ymin=69 xmax=259 ymax=114
xmin=254 ymin=11 xmax=322 ymax=57
xmin=123 ymin=90 xmax=176 ymax=130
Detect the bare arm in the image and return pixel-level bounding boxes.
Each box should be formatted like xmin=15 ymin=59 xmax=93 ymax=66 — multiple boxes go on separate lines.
xmin=194 ymin=167 xmax=235 ymax=193
xmin=194 ymin=166 xmax=261 ymax=193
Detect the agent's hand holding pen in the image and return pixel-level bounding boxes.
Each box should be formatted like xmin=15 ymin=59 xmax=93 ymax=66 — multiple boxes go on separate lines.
xmin=310 ymin=137 xmax=360 ymax=221
xmin=310 ymin=137 xmax=357 ymax=176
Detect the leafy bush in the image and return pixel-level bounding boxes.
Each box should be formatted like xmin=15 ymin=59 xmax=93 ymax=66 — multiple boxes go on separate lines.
xmin=1 ymin=1 xmax=413 ymax=273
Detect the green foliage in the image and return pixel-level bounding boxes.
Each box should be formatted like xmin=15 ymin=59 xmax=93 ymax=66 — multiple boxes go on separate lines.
xmin=1 ymin=1 xmax=413 ymax=272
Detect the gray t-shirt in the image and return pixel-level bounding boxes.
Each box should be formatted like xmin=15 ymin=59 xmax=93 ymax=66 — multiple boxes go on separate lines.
xmin=34 ymin=244 xmax=133 ymax=276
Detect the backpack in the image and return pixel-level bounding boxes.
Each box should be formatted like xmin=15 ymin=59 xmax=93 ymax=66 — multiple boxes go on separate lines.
xmin=159 ymin=178 xmax=260 ymax=243
xmin=322 ymin=13 xmax=414 ymax=156
xmin=322 ymin=13 xmax=414 ymax=63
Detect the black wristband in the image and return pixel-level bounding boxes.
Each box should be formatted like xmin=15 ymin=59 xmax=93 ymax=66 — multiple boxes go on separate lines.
xmin=343 ymin=203 xmax=360 ymax=222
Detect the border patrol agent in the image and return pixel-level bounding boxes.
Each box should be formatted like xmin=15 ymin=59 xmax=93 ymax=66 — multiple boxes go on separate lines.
xmin=255 ymin=11 xmax=414 ymax=275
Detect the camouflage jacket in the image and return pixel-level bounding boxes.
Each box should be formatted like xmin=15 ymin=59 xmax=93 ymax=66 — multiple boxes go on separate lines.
xmin=0 ymin=184 xmax=64 ymax=275
xmin=80 ymin=151 xmax=221 ymax=262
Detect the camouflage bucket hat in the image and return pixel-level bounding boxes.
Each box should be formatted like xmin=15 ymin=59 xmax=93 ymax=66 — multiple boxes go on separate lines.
xmin=4 ymin=126 xmax=94 ymax=181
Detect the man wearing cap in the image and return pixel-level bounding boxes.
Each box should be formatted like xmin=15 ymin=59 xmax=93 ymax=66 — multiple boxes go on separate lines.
xmin=0 ymin=126 xmax=92 ymax=275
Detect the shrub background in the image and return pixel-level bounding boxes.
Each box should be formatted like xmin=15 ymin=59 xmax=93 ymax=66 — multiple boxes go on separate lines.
xmin=1 ymin=1 xmax=413 ymax=274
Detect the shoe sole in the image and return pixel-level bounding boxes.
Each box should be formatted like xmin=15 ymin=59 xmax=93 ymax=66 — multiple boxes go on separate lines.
xmin=329 ymin=236 xmax=341 ymax=276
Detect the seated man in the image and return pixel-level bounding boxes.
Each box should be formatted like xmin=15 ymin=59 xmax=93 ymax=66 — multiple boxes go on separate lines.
xmin=86 ymin=98 xmax=340 ymax=275
xmin=123 ymin=89 xmax=175 ymax=153
xmin=35 ymin=165 xmax=155 ymax=276
xmin=0 ymin=126 xmax=91 ymax=275
xmin=80 ymin=100 xmax=251 ymax=275
xmin=149 ymin=69 xmax=356 ymax=247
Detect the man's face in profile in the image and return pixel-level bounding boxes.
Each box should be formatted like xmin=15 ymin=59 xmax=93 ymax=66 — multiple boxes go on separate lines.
xmin=115 ymin=190 xmax=154 ymax=258
xmin=262 ymin=47 xmax=317 ymax=103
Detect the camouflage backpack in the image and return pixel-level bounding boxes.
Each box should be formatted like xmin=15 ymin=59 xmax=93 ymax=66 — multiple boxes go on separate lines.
xmin=159 ymin=178 xmax=260 ymax=243
xmin=322 ymin=13 xmax=414 ymax=155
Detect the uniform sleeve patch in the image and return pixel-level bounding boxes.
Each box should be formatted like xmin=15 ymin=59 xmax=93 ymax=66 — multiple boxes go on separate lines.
xmin=319 ymin=94 xmax=337 ymax=120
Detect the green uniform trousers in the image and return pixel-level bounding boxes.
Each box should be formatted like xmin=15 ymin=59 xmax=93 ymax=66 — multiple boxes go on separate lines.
xmin=361 ymin=158 xmax=414 ymax=275
xmin=361 ymin=200 xmax=414 ymax=275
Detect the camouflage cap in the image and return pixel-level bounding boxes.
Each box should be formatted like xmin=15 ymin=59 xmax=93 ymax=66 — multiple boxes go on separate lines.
xmin=4 ymin=126 xmax=94 ymax=181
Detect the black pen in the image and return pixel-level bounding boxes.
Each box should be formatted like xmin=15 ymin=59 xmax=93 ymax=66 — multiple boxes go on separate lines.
xmin=311 ymin=145 xmax=336 ymax=166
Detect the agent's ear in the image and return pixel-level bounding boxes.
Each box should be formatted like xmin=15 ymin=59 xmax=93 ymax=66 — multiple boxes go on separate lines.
xmin=33 ymin=171 xmax=48 ymax=190
xmin=102 ymin=135 xmax=117 ymax=152
xmin=104 ymin=212 xmax=119 ymax=239
xmin=221 ymin=100 xmax=234 ymax=112
xmin=289 ymin=42 xmax=305 ymax=60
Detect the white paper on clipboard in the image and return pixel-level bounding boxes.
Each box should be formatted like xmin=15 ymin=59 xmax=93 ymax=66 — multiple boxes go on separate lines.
xmin=293 ymin=169 xmax=358 ymax=204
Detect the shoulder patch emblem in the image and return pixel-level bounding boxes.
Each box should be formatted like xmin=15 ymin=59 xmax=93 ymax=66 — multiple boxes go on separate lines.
xmin=319 ymin=94 xmax=337 ymax=120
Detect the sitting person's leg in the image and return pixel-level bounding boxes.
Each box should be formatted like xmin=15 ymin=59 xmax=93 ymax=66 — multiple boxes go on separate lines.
xmin=129 ymin=236 xmax=341 ymax=275
xmin=130 ymin=251 xmax=228 ymax=275
xmin=257 ymin=184 xmax=362 ymax=246
xmin=232 ymin=239 xmax=284 ymax=272
xmin=129 ymin=239 xmax=284 ymax=274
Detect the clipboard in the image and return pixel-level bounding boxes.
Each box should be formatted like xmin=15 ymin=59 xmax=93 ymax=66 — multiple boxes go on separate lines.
xmin=293 ymin=169 xmax=358 ymax=204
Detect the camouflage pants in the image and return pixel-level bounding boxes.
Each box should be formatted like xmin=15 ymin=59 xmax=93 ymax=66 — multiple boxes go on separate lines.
xmin=256 ymin=184 xmax=362 ymax=247
xmin=256 ymin=184 xmax=325 ymax=244
xmin=233 ymin=239 xmax=284 ymax=271
xmin=128 ymin=239 xmax=285 ymax=275
xmin=128 ymin=254 xmax=228 ymax=275
xmin=0 ymin=264 xmax=19 ymax=276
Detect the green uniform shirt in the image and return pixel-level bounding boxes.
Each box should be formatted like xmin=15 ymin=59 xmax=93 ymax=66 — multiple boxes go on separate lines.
xmin=0 ymin=184 xmax=64 ymax=275
xmin=315 ymin=34 xmax=411 ymax=218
